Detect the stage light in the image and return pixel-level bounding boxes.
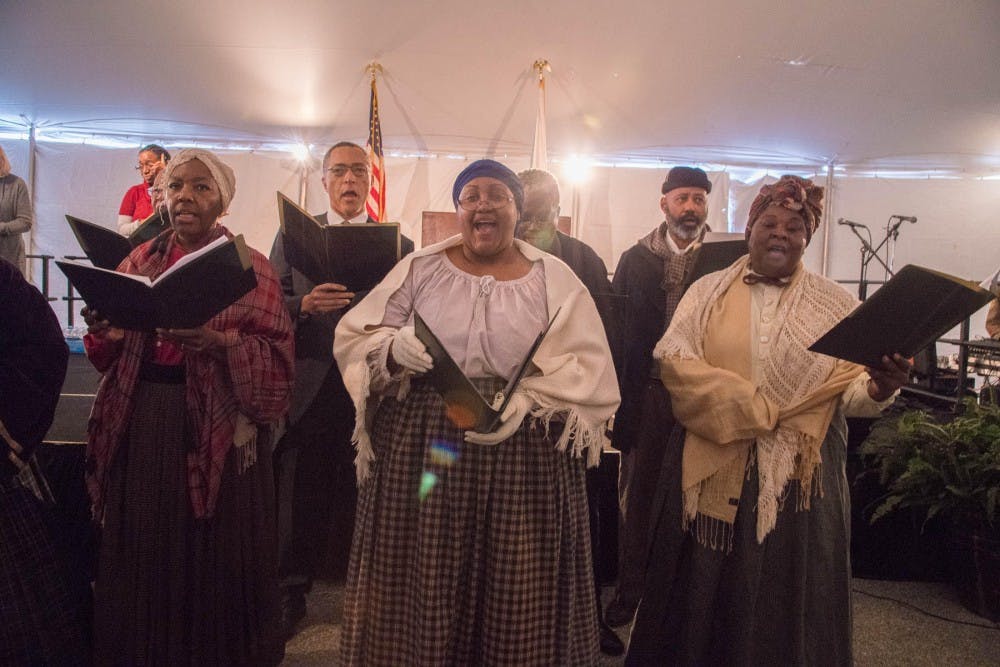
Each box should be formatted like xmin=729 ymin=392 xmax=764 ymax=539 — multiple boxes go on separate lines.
xmin=291 ymin=143 xmax=310 ymax=162
xmin=562 ymin=154 xmax=592 ymax=186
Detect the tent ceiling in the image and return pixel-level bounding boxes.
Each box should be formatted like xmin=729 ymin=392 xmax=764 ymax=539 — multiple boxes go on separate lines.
xmin=2 ymin=0 xmax=998 ymax=172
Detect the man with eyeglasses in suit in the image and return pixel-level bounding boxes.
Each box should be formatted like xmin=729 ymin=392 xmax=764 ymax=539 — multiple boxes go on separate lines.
xmin=269 ymin=141 xmax=414 ymax=638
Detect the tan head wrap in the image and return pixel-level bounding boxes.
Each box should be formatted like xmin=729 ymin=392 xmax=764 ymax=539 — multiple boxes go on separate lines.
xmin=162 ymin=148 xmax=236 ymax=212
xmin=745 ymin=175 xmax=823 ymax=243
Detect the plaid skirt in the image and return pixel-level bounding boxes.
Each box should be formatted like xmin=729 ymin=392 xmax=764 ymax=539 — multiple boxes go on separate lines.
xmin=340 ymin=379 xmax=599 ymax=666
xmin=0 ymin=472 xmax=88 ymax=666
xmin=92 ymin=379 xmax=283 ymax=667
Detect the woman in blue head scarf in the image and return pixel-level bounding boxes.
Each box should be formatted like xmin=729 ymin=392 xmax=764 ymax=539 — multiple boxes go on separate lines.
xmin=334 ymin=159 xmax=620 ymax=665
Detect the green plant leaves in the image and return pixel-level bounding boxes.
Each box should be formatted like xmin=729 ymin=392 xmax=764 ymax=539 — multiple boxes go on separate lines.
xmin=859 ymin=398 xmax=1000 ymax=534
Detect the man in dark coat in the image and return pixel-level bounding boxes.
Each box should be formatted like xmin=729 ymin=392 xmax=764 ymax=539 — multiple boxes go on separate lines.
xmin=269 ymin=142 xmax=413 ymax=636
xmin=517 ymin=168 xmax=624 ymax=656
xmin=0 ymin=257 xmax=87 ymax=663
xmin=605 ymin=166 xmax=712 ymax=626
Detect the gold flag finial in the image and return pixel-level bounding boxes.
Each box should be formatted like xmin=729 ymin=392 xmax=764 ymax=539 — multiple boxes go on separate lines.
xmin=532 ymin=59 xmax=551 ymax=80
xmin=365 ymin=61 xmax=383 ymax=82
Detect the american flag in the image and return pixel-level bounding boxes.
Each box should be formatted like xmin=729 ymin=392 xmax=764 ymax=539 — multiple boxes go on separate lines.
xmin=365 ymin=76 xmax=386 ymax=221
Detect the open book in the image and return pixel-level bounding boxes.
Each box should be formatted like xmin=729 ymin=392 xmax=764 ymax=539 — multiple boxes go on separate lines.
xmin=808 ymin=264 xmax=996 ymax=368
xmin=687 ymin=232 xmax=748 ymax=285
xmin=277 ymin=192 xmax=401 ymax=291
xmin=414 ymin=308 xmax=560 ymax=432
xmin=56 ymin=235 xmax=258 ymax=331
xmin=66 ymin=213 xmax=169 ymax=270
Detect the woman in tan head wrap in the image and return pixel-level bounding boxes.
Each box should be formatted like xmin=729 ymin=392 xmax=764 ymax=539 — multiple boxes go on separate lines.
xmin=83 ymin=148 xmax=295 ymax=665
xmin=626 ymin=175 xmax=910 ymax=665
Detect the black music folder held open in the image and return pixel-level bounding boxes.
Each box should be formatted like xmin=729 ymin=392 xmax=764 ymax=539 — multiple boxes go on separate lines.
xmin=687 ymin=232 xmax=748 ymax=285
xmin=277 ymin=192 xmax=401 ymax=292
xmin=66 ymin=213 xmax=169 ymax=270
xmin=130 ymin=209 xmax=169 ymax=245
xmin=56 ymin=235 xmax=257 ymax=331
xmin=808 ymin=264 xmax=996 ymax=368
xmin=414 ymin=308 xmax=560 ymax=432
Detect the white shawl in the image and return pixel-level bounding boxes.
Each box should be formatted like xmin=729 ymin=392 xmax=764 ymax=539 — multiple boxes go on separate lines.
xmin=334 ymin=235 xmax=621 ymax=482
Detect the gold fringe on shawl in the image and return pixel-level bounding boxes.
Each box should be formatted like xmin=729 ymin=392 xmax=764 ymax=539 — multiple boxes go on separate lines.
xmin=656 ymin=256 xmax=863 ymax=549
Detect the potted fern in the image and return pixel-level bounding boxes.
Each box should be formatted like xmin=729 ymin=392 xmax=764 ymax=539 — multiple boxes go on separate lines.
xmin=860 ymin=399 xmax=1000 ymax=620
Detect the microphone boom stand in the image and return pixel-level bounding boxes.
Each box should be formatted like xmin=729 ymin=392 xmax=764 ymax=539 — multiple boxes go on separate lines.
xmin=848 ymin=222 xmax=898 ymax=301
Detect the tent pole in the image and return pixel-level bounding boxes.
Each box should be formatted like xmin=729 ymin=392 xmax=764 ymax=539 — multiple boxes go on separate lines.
xmin=299 ymin=162 xmax=308 ymax=207
xmin=26 ymin=120 xmax=37 ymax=282
xmin=820 ymin=163 xmax=834 ymax=277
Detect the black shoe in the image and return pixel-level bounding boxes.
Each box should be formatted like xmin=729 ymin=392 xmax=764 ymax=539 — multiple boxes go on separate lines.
xmin=280 ymin=587 xmax=307 ymax=640
xmin=598 ymin=619 xmax=625 ymax=656
xmin=603 ymin=599 xmax=637 ymax=627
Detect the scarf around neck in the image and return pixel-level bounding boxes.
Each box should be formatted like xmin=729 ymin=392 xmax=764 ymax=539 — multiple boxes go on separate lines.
xmin=655 ymin=256 xmax=863 ymax=548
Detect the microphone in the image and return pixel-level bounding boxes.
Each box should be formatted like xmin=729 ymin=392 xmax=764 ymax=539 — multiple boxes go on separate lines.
xmin=891 ymin=215 xmax=917 ymax=223
xmin=837 ymin=218 xmax=867 ymax=228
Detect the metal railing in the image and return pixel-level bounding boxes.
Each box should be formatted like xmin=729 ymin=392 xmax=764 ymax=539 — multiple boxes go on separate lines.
xmin=27 ymin=253 xmax=89 ymax=327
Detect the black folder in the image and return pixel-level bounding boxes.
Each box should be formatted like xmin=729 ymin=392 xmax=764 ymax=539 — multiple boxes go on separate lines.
xmin=414 ymin=308 xmax=560 ymax=432
xmin=130 ymin=210 xmax=169 ymax=245
xmin=277 ymin=192 xmax=401 ymax=292
xmin=56 ymin=235 xmax=258 ymax=331
xmin=687 ymin=233 xmax=748 ymax=285
xmin=808 ymin=264 xmax=996 ymax=368
xmin=66 ymin=213 xmax=169 ymax=270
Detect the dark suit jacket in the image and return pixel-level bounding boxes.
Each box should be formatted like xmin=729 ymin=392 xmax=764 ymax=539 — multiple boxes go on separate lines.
xmin=547 ymin=231 xmax=620 ymax=361
xmin=609 ymin=243 xmax=666 ymax=452
xmin=269 ymin=213 xmax=414 ymax=423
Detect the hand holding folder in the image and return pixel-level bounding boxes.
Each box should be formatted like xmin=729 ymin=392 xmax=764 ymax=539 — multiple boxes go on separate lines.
xmin=809 ymin=264 xmax=995 ymax=368
xmin=414 ymin=309 xmax=560 ymax=433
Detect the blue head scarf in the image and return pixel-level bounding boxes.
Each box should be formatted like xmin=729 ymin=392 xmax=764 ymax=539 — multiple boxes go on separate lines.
xmin=451 ymin=159 xmax=524 ymax=216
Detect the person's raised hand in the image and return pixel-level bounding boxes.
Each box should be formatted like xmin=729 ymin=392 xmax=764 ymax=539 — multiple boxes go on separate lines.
xmin=81 ymin=306 xmax=124 ymax=342
xmin=867 ymin=353 xmax=911 ymax=401
xmin=302 ymin=283 xmax=355 ymax=315
xmin=389 ymin=326 xmax=432 ymax=374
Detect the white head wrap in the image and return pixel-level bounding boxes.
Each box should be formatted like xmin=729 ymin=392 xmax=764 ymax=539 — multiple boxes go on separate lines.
xmin=162 ymin=148 xmax=236 ymax=212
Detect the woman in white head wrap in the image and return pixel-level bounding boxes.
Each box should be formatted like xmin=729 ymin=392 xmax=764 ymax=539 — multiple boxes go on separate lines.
xmin=84 ymin=148 xmax=295 ymax=665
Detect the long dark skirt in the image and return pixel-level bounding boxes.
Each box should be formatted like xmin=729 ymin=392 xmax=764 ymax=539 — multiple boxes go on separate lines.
xmin=0 ymin=472 xmax=88 ymax=666
xmin=92 ymin=379 xmax=283 ymax=667
xmin=340 ymin=379 xmax=599 ymax=666
xmin=627 ymin=412 xmax=853 ymax=667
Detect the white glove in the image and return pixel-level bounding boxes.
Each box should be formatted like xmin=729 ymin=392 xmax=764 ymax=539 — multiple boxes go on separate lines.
xmin=390 ymin=326 xmax=433 ymax=373
xmin=464 ymin=392 xmax=533 ymax=445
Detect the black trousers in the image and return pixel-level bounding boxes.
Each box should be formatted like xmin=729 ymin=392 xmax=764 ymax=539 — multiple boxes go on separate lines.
xmin=276 ymin=367 xmax=357 ymax=584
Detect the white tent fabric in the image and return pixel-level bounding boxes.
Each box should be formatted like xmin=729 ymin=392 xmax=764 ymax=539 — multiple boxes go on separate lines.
xmin=2 ymin=1 xmax=998 ymax=173
xmin=1 ymin=1 xmax=997 ymax=341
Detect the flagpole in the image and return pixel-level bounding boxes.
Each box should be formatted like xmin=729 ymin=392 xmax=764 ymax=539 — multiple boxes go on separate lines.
xmin=531 ymin=59 xmax=550 ymax=171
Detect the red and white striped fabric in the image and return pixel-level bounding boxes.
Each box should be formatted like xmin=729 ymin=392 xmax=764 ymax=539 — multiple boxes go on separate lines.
xmin=365 ymin=77 xmax=386 ymax=222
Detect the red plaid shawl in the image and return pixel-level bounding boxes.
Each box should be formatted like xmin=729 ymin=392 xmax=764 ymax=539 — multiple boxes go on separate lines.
xmin=85 ymin=226 xmax=294 ymax=519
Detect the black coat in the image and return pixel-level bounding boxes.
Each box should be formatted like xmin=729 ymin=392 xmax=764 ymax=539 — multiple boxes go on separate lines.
xmin=269 ymin=213 xmax=414 ymax=423
xmin=0 ymin=258 xmax=68 ymax=460
xmin=610 ymin=244 xmax=667 ymax=452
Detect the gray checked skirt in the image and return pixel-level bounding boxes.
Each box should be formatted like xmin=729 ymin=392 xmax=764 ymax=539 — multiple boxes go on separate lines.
xmin=339 ymin=378 xmax=599 ymax=666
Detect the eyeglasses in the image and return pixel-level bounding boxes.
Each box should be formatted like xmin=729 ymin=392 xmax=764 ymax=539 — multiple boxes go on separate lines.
xmin=457 ymin=192 xmax=515 ymax=211
xmin=326 ymin=164 xmax=369 ymax=178
xmin=135 ymin=161 xmax=161 ymax=171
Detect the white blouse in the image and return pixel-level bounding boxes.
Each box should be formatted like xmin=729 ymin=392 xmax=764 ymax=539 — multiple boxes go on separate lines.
xmin=380 ymin=251 xmax=549 ymax=380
